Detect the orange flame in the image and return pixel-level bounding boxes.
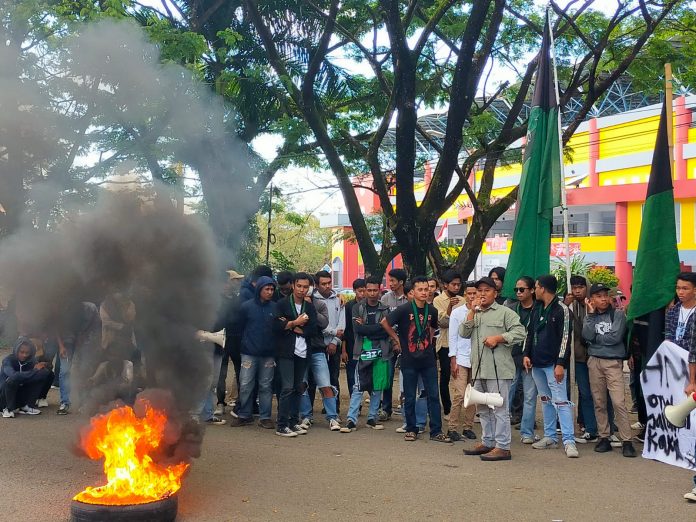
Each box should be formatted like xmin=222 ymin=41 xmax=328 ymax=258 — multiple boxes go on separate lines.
xmin=74 ymin=401 xmax=188 ymax=506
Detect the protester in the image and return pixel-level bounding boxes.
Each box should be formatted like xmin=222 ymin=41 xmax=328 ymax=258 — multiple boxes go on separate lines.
xmin=239 ymin=265 xmax=273 ymax=303
xmin=488 ymin=267 xmax=507 ymax=305
xmin=230 ymin=276 xmax=277 ymax=429
xmin=342 ymin=279 xmax=366 ymax=397
xmin=382 ymin=276 xmax=452 ymax=443
xmin=427 ymin=277 xmax=439 ymax=303
xmin=433 ymin=269 xmax=463 ymax=420
xmin=460 ymin=277 xmax=526 ymax=460
xmin=1 ymin=337 xmax=53 ymax=418
xmin=341 ymin=276 xmax=390 ymax=432
xmin=507 ymin=276 xmax=540 ymax=444
xmin=379 ymin=268 xmax=409 ymax=420
xmin=276 ymin=271 xmax=294 ymax=298
xmin=580 ymin=283 xmax=637 ymax=457
xmin=564 ymin=275 xmax=599 ymax=442
xmin=273 ymin=272 xmax=318 ymax=437
xmin=214 ymin=270 xmax=244 ymax=416
xmin=447 ymin=280 xmax=479 ymax=441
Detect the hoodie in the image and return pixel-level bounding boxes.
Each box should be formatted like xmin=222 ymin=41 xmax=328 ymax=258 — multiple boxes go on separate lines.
xmin=1 ymin=337 xmax=40 ymax=388
xmin=582 ymin=305 xmax=627 ymax=360
xmin=238 ymin=276 xmax=277 ymax=357
xmin=239 ymin=279 xmax=256 ymax=304
xmin=312 ymin=288 xmax=345 ymax=348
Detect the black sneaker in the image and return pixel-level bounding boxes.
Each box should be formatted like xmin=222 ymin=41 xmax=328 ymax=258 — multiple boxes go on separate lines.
xmin=275 ymin=426 xmax=298 ymax=437
xmin=229 ymin=417 xmax=252 ymax=427
xmin=340 ymin=420 xmax=357 ymax=433
xmin=366 ymin=418 xmax=384 ymax=430
xmin=622 ymin=441 xmax=637 ymax=458
xmin=595 ymin=437 xmax=612 ymax=453
xmin=57 ymin=403 xmax=70 ymax=415
xmin=447 ymin=430 xmax=462 ymax=441
xmin=462 ymin=429 xmax=477 ymax=440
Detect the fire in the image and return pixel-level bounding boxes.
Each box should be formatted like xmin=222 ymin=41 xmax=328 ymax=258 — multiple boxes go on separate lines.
xmin=74 ymin=401 xmax=188 ymax=506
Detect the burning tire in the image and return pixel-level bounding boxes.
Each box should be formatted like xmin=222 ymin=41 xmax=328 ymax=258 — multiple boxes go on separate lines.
xmin=70 ymin=495 xmax=177 ymax=522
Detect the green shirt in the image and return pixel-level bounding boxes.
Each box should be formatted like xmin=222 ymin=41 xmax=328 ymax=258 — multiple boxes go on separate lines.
xmin=458 ymin=302 xmax=527 ymax=380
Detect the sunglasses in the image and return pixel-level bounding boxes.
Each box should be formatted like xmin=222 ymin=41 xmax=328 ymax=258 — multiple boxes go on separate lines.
xmin=514 ymin=287 xmax=529 ymax=293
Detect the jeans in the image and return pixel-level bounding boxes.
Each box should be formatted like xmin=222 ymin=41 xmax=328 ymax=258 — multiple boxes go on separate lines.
xmin=531 ymin=366 xmax=575 ymax=444
xmin=0 ymin=369 xmax=53 ymax=410
xmin=198 ymin=348 xmax=223 ymax=420
xmin=345 ymin=358 xmax=357 ymax=399
xmin=575 ymin=361 xmax=598 ymax=435
xmin=402 ymin=365 xmax=442 ymax=436
xmin=346 ymin=366 xmax=381 ymax=423
xmin=380 ymin=354 xmax=398 ymax=415
xmin=328 ymin=350 xmax=341 ymax=414
xmin=519 ymin=370 xmax=538 ymax=439
xmin=238 ymin=355 xmax=275 ymax=420
xmin=217 ymin=335 xmax=241 ymax=405
xmin=509 ymin=354 xmax=524 ymax=421
xmin=277 ymin=355 xmax=308 ymax=429
xmin=300 ymin=352 xmax=338 ymax=421
xmin=475 ymin=378 xmax=511 ymax=450
xmin=437 ymin=348 xmax=451 ymax=415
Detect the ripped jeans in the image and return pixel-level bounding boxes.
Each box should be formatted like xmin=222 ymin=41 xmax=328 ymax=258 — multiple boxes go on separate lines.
xmin=238 ymin=354 xmax=275 ymax=420
xmin=531 ymin=366 xmax=575 ymax=445
xmin=300 ymin=352 xmax=338 ymax=421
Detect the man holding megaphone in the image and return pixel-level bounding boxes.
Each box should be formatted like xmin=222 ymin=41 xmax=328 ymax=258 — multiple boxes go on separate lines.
xmin=459 ymin=277 xmax=526 ymax=461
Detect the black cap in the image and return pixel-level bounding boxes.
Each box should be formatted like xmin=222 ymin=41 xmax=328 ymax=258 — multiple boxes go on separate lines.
xmin=589 ymin=283 xmax=610 ymax=296
xmin=475 ymin=277 xmax=497 ymax=289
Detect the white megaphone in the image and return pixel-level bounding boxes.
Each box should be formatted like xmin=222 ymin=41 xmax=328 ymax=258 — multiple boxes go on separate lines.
xmin=463 ymin=383 xmax=504 ymax=409
xmin=665 ymin=392 xmax=696 ymax=428
xmin=195 ymin=328 xmax=226 ymax=347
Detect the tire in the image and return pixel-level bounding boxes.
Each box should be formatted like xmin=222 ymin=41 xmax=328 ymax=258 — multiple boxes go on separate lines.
xmin=70 ymin=495 xmax=177 ymax=522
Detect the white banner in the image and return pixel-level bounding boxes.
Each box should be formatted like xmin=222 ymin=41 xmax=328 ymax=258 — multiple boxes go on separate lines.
xmin=641 ymin=341 xmax=696 ymax=470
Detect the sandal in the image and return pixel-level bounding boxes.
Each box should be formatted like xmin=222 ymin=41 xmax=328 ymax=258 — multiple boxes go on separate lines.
xmin=430 ymin=432 xmax=453 ymax=443
xmin=404 ymin=431 xmax=417 ymax=442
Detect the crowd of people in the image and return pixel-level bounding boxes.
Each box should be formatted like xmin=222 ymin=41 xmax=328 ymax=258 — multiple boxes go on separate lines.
xmin=2 ymin=263 xmax=696 ymax=467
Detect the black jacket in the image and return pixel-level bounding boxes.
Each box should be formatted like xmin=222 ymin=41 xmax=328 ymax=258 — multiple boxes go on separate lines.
xmin=523 ymin=299 xmax=572 ymax=368
xmin=273 ymin=297 xmax=323 ymax=359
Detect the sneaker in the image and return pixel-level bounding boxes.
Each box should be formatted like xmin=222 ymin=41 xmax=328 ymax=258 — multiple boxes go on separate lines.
xmin=564 ymin=441 xmax=580 ymax=458
xmin=2 ymin=408 xmax=14 ymax=418
xmin=447 ymin=430 xmax=462 ymax=442
xmin=631 ymin=421 xmax=645 ymax=430
xmin=521 ymin=436 xmax=536 ymax=444
xmin=378 ymin=409 xmax=391 ymax=422
xmin=57 ymin=403 xmax=70 ymax=415
xmin=622 ymin=441 xmax=637 ymax=458
xmin=532 ymin=437 xmax=558 ymax=450
xmin=396 ymin=425 xmax=407 ymax=433
xmin=276 ymin=426 xmax=298 ymax=437
xmin=214 ymin=404 xmax=224 ymax=416
xmin=299 ymin=418 xmax=312 ymax=430
xmin=418 ymin=426 xmax=426 ymax=434
xmin=229 ymin=417 xmax=253 ymax=427
xmin=329 ymin=419 xmax=342 ymax=431
xmin=609 ymin=434 xmax=622 ymax=448
xmin=340 ymin=420 xmax=357 ymax=433
xmin=258 ymin=419 xmax=275 ymax=430
xmin=595 ymin=437 xmax=612 ymax=453
xmin=430 ymin=432 xmax=453 ymax=443
xmin=19 ymin=405 xmax=41 ymax=415
xmin=684 ymin=488 xmax=696 ymax=502
xmin=206 ymin=415 xmax=227 ymax=425
xmin=366 ymin=418 xmax=384 ymax=430
xmin=575 ymin=432 xmax=598 ymax=444
xmin=462 ymin=429 xmax=477 ymax=440
xmin=37 ymin=399 xmax=48 ymax=408
xmin=393 ymin=406 xmax=402 ymax=416
xmin=292 ymin=424 xmax=308 ymax=435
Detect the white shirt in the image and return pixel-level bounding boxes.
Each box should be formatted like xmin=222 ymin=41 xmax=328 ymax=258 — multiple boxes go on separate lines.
xmin=293 ymin=303 xmax=307 ymax=358
xmin=448 ymin=305 xmax=472 ymax=368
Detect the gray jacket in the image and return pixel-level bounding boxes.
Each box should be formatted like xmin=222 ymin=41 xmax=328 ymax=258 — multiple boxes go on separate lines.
xmin=380 ymin=291 xmax=408 ymax=312
xmin=582 ymin=306 xmax=627 ymax=360
xmin=351 ymin=300 xmax=391 ymax=361
xmin=312 ymin=290 xmax=344 ymax=347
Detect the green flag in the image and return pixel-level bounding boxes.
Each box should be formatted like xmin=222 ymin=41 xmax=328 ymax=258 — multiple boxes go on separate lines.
xmin=627 ymin=102 xmax=680 ymax=323
xmin=502 ymin=15 xmax=561 ymax=298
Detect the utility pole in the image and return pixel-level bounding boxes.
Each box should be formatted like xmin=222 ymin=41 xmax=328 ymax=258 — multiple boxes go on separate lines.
xmin=265 ymin=183 xmax=273 ymax=265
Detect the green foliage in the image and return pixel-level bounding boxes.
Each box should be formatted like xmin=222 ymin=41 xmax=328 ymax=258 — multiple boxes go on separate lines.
xmin=551 ymin=255 xmax=595 ymax=294
xmin=587 ymin=266 xmax=620 ymax=289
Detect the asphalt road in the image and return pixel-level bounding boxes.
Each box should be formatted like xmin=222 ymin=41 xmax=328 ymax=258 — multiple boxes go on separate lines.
xmin=2 ymin=376 xmax=695 ymax=522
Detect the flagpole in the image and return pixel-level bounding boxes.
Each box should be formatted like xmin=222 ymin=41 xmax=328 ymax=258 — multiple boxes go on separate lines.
xmin=548 ymin=7 xmax=571 ymax=293
xmin=665 ymin=63 xmax=674 ymax=176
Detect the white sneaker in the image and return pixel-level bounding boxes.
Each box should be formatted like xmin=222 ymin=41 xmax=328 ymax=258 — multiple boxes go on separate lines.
xmin=564 ymin=441 xmax=580 ymax=458
xmin=329 ymin=419 xmax=341 ymax=431
xmin=521 ymin=436 xmax=537 ymax=444
xmin=532 ymin=436 xmax=558 ymax=450
xmin=37 ymin=399 xmax=48 ymax=408
xmin=300 ymin=418 xmax=312 ymax=430
xmin=2 ymin=408 xmax=14 ymax=418
xmin=214 ymin=404 xmax=224 ymax=416
xmin=609 ymin=435 xmax=622 ymax=447
xmin=19 ymin=405 xmax=41 ymax=415
xmin=631 ymin=421 xmax=644 ymax=430
xmin=276 ymin=427 xmax=298 ymax=437
xmin=684 ymin=488 xmax=696 ymax=501
xmin=396 ymin=425 xmax=407 ymax=433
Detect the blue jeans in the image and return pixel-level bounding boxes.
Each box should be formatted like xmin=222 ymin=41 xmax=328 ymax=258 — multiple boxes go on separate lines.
xmin=402 ymin=365 xmax=442 ymax=436
xmin=345 ymin=358 xmax=357 ymax=397
xmin=519 ymin=370 xmax=538 ymax=438
xmin=575 ymin=361 xmax=598 ymax=435
xmin=399 ymin=371 xmax=428 ymax=428
xmin=346 ymin=366 xmax=381 ymax=423
xmin=301 ymin=352 xmax=338 ymax=421
xmin=532 ymin=366 xmax=575 ymax=444
xmin=238 ymin=354 xmax=275 ymax=420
